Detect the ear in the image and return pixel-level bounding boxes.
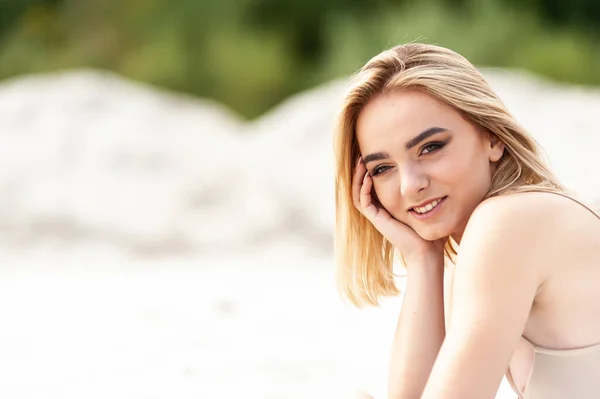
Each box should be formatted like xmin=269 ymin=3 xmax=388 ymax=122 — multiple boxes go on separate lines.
xmin=486 ymin=132 xmax=505 ymax=163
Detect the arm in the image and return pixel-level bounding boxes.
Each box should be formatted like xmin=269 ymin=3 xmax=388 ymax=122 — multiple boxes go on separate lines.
xmin=420 ymin=197 xmax=555 ymax=399
xmin=388 ymin=253 xmax=446 ymax=399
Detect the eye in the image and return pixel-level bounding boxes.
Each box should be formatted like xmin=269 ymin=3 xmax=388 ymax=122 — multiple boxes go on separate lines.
xmin=420 ymin=142 xmax=445 ymax=155
xmin=372 ymin=165 xmax=392 ymax=176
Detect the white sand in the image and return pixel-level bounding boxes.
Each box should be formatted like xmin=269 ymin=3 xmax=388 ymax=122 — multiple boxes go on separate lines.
xmin=0 ymin=68 xmax=599 ymax=398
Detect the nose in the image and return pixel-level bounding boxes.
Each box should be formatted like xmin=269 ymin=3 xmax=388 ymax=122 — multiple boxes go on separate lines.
xmin=399 ymin=163 xmax=429 ymax=198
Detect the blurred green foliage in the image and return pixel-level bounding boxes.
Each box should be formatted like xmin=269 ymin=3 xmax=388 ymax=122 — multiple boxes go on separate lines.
xmin=0 ymin=0 xmax=598 ymax=119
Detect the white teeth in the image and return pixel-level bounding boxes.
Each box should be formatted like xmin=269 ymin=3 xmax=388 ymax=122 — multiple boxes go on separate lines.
xmin=414 ymin=199 xmax=441 ymax=214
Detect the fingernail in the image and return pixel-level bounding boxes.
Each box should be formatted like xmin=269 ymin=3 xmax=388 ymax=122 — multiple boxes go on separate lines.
xmin=356 ymin=156 xmax=362 ymax=165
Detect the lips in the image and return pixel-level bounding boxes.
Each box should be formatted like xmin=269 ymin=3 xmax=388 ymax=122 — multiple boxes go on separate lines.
xmin=410 ymin=196 xmax=447 ymax=214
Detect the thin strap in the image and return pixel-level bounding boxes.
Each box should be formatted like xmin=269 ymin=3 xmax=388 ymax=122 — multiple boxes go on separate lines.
xmin=538 ymin=190 xmax=600 ymax=221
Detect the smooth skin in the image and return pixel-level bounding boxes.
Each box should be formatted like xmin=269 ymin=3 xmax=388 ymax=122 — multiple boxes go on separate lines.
xmin=351 ymin=90 xmax=600 ymax=398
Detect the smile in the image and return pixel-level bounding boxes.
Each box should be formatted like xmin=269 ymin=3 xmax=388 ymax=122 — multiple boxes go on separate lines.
xmin=409 ymin=196 xmax=447 ymax=219
xmin=413 ymin=198 xmax=443 ymax=214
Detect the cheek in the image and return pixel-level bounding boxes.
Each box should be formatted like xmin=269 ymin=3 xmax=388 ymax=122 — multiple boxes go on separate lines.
xmin=428 ymin=155 xmax=467 ymax=186
xmin=443 ymin=150 xmax=493 ymax=196
xmin=373 ymin=180 xmax=402 ymax=212
xmin=440 ymin=144 xmax=490 ymax=179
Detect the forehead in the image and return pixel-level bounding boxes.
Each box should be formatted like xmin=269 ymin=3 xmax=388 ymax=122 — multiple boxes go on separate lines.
xmin=355 ymin=89 xmax=468 ymax=148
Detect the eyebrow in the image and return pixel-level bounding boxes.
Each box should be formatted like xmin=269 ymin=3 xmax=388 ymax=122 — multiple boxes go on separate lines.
xmin=362 ymin=126 xmax=449 ymax=165
xmin=404 ymin=126 xmax=448 ymax=150
xmin=363 ymin=151 xmax=389 ymax=165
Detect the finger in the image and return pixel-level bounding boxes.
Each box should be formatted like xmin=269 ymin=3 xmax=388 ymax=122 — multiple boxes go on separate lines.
xmin=360 ymin=171 xmax=377 ymax=219
xmin=361 ymin=174 xmax=396 ymax=225
xmin=351 ymin=157 xmax=366 ymax=209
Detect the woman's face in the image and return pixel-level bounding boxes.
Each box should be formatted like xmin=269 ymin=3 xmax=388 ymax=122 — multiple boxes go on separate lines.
xmin=355 ymin=89 xmax=504 ymax=242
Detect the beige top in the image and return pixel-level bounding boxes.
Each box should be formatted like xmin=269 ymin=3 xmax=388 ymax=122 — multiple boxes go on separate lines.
xmin=504 ymin=191 xmax=600 ymax=398
xmin=506 ymin=337 xmax=600 ymax=398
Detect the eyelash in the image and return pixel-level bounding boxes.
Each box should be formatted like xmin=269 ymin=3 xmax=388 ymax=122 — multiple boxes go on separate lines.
xmin=371 ymin=141 xmax=446 ymax=176
xmin=420 ymin=141 xmax=445 ymax=155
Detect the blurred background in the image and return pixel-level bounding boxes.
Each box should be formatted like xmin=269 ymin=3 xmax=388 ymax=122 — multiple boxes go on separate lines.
xmin=0 ymin=0 xmax=599 ymax=119
xmin=0 ymin=1 xmax=598 ymax=398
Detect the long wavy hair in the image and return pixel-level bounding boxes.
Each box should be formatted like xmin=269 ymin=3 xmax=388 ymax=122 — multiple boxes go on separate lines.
xmin=334 ymin=43 xmax=566 ymax=307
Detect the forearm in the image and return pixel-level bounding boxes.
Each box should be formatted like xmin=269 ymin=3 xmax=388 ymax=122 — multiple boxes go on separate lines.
xmin=387 ymin=257 xmax=446 ymax=399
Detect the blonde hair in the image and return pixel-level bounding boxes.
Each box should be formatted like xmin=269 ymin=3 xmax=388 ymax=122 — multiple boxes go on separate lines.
xmin=334 ymin=43 xmax=566 ymax=307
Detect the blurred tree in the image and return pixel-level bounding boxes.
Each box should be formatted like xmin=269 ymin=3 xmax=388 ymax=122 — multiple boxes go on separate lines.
xmin=505 ymin=0 xmax=600 ymax=31
xmin=244 ymin=0 xmax=392 ymax=60
xmin=0 ymin=0 xmax=597 ymax=119
xmin=0 ymin=0 xmax=60 ymax=38
xmin=540 ymin=0 xmax=600 ymax=31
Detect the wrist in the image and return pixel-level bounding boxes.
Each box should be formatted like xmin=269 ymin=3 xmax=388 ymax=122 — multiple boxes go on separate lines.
xmin=404 ymin=251 xmax=444 ymax=270
xmin=404 ymin=255 xmax=445 ymax=297
xmin=403 ymin=255 xmax=444 ymax=285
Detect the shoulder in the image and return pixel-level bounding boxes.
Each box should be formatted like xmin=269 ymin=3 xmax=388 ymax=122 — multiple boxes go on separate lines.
xmin=459 ymin=191 xmax=573 ymax=279
xmin=466 ymin=191 xmax=570 ymax=237
xmin=424 ymin=192 xmax=572 ymax=399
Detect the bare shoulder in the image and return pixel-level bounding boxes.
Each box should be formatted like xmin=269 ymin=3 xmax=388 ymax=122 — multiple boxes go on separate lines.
xmin=465 ymin=191 xmax=569 ymax=237
xmin=472 ymin=190 xmax=573 ymax=222
xmin=460 ymin=191 xmax=580 ymax=278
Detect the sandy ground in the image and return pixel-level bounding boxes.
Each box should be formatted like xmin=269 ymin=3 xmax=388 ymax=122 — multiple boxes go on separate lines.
xmin=0 ymin=248 xmax=515 ymax=399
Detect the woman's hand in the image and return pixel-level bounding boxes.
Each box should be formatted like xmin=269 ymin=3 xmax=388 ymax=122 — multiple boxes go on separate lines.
xmin=352 ymin=157 xmax=448 ymax=398
xmin=352 ymin=157 xmax=444 ymax=265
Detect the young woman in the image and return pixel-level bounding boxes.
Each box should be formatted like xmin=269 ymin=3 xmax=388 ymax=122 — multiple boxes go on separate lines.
xmin=334 ymin=43 xmax=600 ymax=398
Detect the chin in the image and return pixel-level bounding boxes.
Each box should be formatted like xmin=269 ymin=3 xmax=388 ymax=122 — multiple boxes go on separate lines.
xmin=415 ymin=224 xmax=451 ymax=242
